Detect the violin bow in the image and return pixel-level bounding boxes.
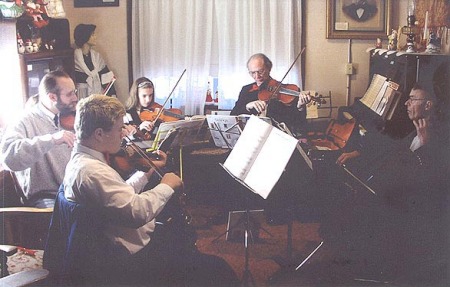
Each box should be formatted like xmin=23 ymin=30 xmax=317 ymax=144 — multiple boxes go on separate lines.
xmin=151 ymin=69 xmax=187 ymax=123
xmin=103 ymin=76 xmax=116 ymax=95
xmin=123 ymin=135 xmax=165 ymax=179
xmin=269 ymin=47 xmax=306 ymax=99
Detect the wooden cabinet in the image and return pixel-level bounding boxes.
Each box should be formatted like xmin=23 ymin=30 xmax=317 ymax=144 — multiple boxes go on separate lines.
xmin=0 ymin=18 xmax=73 ymax=104
xmin=16 ymin=17 xmax=73 ymax=101
xmin=20 ymin=48 xmax=74 ymax=100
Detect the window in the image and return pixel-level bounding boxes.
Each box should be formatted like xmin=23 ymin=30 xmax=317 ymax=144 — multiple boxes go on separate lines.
xmin=130 ymin=0 xmax=303 ymax=114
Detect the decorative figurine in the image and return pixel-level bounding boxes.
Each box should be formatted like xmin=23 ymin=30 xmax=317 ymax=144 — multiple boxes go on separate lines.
xmin=376 ymin=38 xmax=382 ymax=49
xmin=387 ymin=29 xmax=398 ymax=51
xmin=25 ymin=39 xmax=34 ymax=53
xmin=426 ymin=31 xmax=441 ymax=53
xmin=17 ymin=32 xmax=25 ymax=54
xmin=32 ymin=42 xmax=39 ymax=52
xmin=25 ymin=0 xmax=49 ymax=28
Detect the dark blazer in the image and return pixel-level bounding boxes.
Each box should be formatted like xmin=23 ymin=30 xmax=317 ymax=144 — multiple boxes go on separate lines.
xmin=230 ymin=80 xmax=307 ymax=135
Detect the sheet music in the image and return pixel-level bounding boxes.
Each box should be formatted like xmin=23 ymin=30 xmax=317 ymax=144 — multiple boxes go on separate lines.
xmin=206 ymin=115 xmax=242 ymax=148
xmin=223 ymin=116 xmax=297 ymax=199
xmin=206 ymin=115 xmax=272 ymax=149
xmin=360 ymin=74 xmax=387 ymax=108
xmin=157 ymin=118 xmax=205 ymax=149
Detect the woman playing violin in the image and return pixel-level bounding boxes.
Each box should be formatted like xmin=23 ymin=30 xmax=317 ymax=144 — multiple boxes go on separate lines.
xmin=124 ymin=77 xmax=162 ymax=137
xmin=230 ymin=53 xmax=311 ymax=135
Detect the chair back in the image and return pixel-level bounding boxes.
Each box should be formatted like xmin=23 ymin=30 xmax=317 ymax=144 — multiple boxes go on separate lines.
xmin=0 ymin=168 xmax=25 ymax=207
xmin=43 ymin=186 xmax=113 ymax=285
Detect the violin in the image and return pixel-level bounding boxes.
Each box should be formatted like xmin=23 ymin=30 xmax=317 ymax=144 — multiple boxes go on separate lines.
xmin=109 ymin=137 xmax=193 ymax=227
xmin=258 ymin=79 xmax=326 ymax=106
xmin=139 ymin=103 xmax=184 ymax=123
xmin=59 ymin=110 xmax=76 ymax=131
xmin=110 ymin=136 xmax=166 ymax=179
xmin=256 ymin=47 xmax=326 ymax=107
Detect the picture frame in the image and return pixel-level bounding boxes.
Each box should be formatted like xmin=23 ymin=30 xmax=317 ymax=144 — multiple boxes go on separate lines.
xmin=74 ymin=0 xmax=119 ymax=8
xmin=327 ymin=0 xmax=391 ymax=39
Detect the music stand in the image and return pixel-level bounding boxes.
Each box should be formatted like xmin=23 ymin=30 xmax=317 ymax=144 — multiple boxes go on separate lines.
xmin=266 ymin=121 xmax=324 ymax=284
xmin=157 ymin=118 xmax=205 ymax=180
xmin=212 ymin=166 xmax=273 ymax=287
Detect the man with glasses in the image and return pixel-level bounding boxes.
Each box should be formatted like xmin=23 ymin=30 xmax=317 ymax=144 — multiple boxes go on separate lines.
xmin=336 ymin=83 xmax=447 ymax=165
xmin=320 ymin=83 xmax=449 ymax=284
xmin=231 ymin=53 xmax=311 ymax=136
xmin=229 ymin=53 xmax=313 ymax=225
xmin=1 ymin=70 xmax=78 ymax=207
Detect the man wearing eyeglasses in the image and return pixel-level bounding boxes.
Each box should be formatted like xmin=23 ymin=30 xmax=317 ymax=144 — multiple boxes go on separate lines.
xmin=322 ymin=83 xmax=450 ymax=283
xmin=230 ymin=53 xmax=311 ymax=136
xmin=228 ymin=53 xmax=313 ymax=225
xmin=336 ymin=83 xmax=447 ymax=165
xmin=1 ymin=70 xmax=78 ymax=207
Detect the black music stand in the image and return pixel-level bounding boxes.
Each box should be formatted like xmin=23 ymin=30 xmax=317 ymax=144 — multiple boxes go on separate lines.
xmin=212 ymin=167 xmax=273 ymax=287
xmin=263 ymin=120 xmax=324 ymax=284
xmin=156 ymin=118 xmax=205 ymax=180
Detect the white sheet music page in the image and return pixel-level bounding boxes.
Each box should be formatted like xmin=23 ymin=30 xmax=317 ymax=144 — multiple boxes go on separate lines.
xmin=223 ymin=115 xmax=297 ymax=199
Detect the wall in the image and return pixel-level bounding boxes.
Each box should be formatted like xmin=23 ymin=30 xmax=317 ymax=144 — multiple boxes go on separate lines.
xmin=62 ymin=0 xmax=408 ymax=107
xmin=305 ymin=0 xmax=407 ymax=110
xmin=63 ymin=1 xmax=129 ymax=103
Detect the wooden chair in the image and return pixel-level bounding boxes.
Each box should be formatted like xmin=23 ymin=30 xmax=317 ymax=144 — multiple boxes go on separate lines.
xmin=0 ymin=207 xmax=53 ymax=283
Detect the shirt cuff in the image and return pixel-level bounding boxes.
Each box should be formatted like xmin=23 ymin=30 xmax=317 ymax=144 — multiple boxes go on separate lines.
xmin=126 ymin=171 xmax=148 ymax=193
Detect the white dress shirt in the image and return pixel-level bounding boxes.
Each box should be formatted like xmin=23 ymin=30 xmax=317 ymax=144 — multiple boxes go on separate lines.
xmin=63 ymin=143 xmax=174 ymax=255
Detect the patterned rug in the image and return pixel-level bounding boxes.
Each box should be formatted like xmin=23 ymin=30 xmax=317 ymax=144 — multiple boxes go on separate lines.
xmin=5 ymin=249 xmax=44 ymax=275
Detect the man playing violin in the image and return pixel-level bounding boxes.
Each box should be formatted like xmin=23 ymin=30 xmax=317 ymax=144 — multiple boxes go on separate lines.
xmin=231 ymin=53 xmax=312 ymax=135
xmin=0 ymin=70 xmax=77 ymax=207
xmin=58 ymin=94 xmax=237 ymax=286
xmin=228 ymin=54 xmax=315 ymax=225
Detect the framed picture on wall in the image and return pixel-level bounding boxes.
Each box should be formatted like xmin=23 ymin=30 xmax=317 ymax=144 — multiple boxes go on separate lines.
xmin=74 ymin=0 xmax=119 ymax=8
xmin=327 ymin=0 xmax=391 ymax=39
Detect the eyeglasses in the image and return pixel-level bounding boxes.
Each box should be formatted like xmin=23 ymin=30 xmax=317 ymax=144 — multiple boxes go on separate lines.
xmin=60 ymin=89 xmax=77 ymax=97
xmin=138 ymin=81 xmax=153 ymax=88
xmin=248 ymin=69 xmax=266 ymax=77
xmin=406 ymin=96 xmax=427 ymax=103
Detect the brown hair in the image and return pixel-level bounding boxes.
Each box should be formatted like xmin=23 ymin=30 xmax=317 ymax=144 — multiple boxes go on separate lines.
xmin=125 ymin=77 xmax=155 ymax=110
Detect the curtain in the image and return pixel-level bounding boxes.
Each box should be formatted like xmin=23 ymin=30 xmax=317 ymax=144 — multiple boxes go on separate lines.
xmin=132 ymin=0 xmax=303 ymax=114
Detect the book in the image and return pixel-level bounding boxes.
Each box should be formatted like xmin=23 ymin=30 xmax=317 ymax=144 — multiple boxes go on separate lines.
xmin=360 ymin=74 xmax=400 ymax=120
xmin=360 ymin=74 xmax=387 ymax=108
xmin=221 ymin=115 xmax=298 ymax=199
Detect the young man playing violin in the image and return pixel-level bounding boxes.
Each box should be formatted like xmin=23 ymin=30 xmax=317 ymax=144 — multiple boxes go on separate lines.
xmin=231 ymin=53 xmax=312 ymax=136
xmin=56 ymin=94 xmax=237 ymax=286
xmin=0 ymin=70 xmax=77 ymax=207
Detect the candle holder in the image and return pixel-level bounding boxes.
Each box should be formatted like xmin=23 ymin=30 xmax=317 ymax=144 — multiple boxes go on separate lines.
xmin=402 ymin=0 xmax=419 ymax=53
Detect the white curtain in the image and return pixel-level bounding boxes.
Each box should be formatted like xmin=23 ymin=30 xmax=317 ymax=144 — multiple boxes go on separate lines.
xmin=132 ymin=0 xmax=303 ymax=114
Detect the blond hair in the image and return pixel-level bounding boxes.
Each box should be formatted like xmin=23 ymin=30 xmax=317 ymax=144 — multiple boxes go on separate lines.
xmin=75 ymin=94 xmax=125 ymax=140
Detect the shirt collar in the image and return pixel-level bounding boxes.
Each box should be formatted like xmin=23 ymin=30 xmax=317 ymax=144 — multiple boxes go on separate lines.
xmin=38 ymin=102 xmax=57 ymax=120
xmin=73 ymin=143 xmax=109 ymax=164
